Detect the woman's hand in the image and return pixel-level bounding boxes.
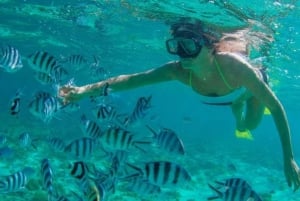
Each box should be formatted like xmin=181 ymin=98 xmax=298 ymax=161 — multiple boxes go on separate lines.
xmin=284 ymin=158 xmax=300 ymax=191
xmin=58 ymin=85 xmax=84 ymax=104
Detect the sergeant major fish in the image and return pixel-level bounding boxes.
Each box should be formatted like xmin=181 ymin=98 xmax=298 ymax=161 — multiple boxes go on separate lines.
xmin=92 ymin=104 xmax=123 ymax=126
xmin=47 ymin=137 xmax=66 ymax=152
xmin=60 ymin=54 xmax=88 ymax=71
xmin=0 ymin=167 xmax=34 ymax=193
xmin=214 ymin=177 xmax=252 ymax=189
xmin=80 ymin=115 xmax=103 ymax=139
xmin=0 ymin=45 xmax=23 ymax=73
xmin=27 ymin=51 xmax=68 ymax=81
xmin=100 ymin=127 xmax=150 ymax=152
xmin=40 ymin=158 xmax=56 ymax=199
xmin=208 ymin=183 xmax=263 ymax=201
xmin=28 ymin=92 xmax=63 ymax=123
xmin=64 ymin=137 xmax=99 ymax=159
xmin=207 ymin=178 xmax=254 ymax=201
xmin=124 ymin=95 xmax=152 ymax=127
xmin=34 ymin=72 xmax=57 ymax=85
xmin=125 ymin=161 xmax=192 ymax=188
xmin=146 ymin=125 xmax=185 ymax=155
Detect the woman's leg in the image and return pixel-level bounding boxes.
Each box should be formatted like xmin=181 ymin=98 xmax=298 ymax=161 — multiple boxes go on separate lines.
xmin=231 ymin=101 xmax=246 ymax=131
xmin=231 ymin=96 xmax=265 ymax=131
xmin=244 ymin=96 xmax=265 ymax=130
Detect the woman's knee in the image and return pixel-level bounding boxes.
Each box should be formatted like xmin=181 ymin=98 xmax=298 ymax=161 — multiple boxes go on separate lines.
xmin=245 ymin=116 xmax=263 ymax=130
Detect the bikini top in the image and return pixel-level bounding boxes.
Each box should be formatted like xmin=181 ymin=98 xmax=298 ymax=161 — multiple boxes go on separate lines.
xmin=190 ymin=58 xmax=247 ymax=105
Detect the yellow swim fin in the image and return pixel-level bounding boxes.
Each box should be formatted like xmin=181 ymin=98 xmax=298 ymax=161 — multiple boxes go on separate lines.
xmin=264 ymin=107 xmax=271 ymax=115
xmin=235 ymin=129 xmax=254 ymax=140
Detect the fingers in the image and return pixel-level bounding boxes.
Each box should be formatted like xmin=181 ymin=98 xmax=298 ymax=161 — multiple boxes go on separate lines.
xmin=286 ymin=164 xmax=300 ymax=192
xmin=294 ymin=172 xmax=300 ymax=192
xmin=58 ymin=86 xmax=70 ymax=97
xmin=58 ymin=86 xmax=72 ymax=105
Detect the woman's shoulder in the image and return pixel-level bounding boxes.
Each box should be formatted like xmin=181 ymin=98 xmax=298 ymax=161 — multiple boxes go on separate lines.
xmin=214 ymin=52 xmax=257 ymax=80
xmin=214 ymin=52 xmax=249 ymax=66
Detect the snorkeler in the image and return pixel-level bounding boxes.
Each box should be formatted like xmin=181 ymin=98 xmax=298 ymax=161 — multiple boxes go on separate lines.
xmin=59 ymin=18 xmax=300 ymax=191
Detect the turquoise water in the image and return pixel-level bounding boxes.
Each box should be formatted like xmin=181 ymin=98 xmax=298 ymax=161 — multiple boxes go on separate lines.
xmin=1 ymin=0 xmax=300 ymax=200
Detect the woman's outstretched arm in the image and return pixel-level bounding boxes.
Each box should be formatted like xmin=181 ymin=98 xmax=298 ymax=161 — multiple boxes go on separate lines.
xmin=59 ymin=62 xmax=177 ymax=103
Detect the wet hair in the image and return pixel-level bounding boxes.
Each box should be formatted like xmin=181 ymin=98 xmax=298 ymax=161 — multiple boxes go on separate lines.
xmin=169 ymin=17 xmax=273 ymax=55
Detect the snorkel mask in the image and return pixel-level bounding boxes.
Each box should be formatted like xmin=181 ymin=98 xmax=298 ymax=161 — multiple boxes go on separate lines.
xmin=166 ymin=23 xmax=205 ymax=58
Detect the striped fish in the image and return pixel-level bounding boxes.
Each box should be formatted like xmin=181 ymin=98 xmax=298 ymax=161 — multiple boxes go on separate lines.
xmin=93 ymin=104 xmax=121 ymax=126
xmin=0 ymin=170 xmax=28 ymax=193
xmin=215 ymin=178 xmax=252 ymax=189
xmin=61 ymin=54 xmax=87 ymax=70
xmin=110 ymin=150 xmax=129 ymax=164
xmin=0 ymin=45 xmax=23 ymax=73
xmin=40 ymin=158 xmax=55 ymax=196
xmin=27 ymin=51 xmax=58 ymax=73
xmin=102 ymin=150 xmax=129 ymax=177
xmin=27 ymin=51 xmax=68 ymax=80
xmin=34 ymin=91 xmax=52 ymax=99
xmin=34 ymin=72 xmax=56 ymax=85
xmin=90 ymin=66 xmax=109 ymax=81
xmin=100 ymin=127 xmax=149 ymax=151
xmin=64 ymin=137 xmax=98 ymax=159
xmin=80 ymin=115 xmax=103 ymax=139
xmin=207 ymin=178 xmax=253 ymax=200
xmin=52 ymin=65 xmax=68 ymax=82
xmin=124 ymin=95 xmax=152 ymax=126
xmin=89 ymin=55 xmax=110 ymax=81
xmin=126 ymin=161 xmax=191 ymax=187
xmin=94 ymin=173 xmax=116 ymax=197
xmin=28 ymin=93 xmax=62 ymax=122
xmin=126 ymin=177 xmax=161 ymax=195
xmin=146 ymin=125 xmax=185 ymax=155
xmin=47 ymin=137 xmax=66 ymax=152
xmin=69 ymin=161 xmax=96 ymax=181
xmin=208 ymin=184 xmax=263 ymax=201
